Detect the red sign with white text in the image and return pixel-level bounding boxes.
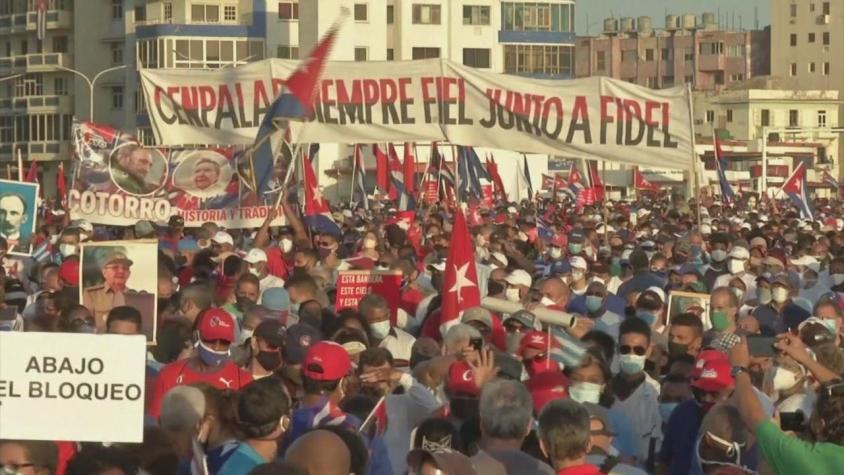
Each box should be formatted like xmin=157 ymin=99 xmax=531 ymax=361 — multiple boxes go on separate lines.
xmin=335 ymin=270 xmax=403 ymax=323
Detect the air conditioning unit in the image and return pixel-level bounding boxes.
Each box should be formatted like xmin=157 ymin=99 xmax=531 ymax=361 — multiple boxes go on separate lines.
xmin=818 ymin=14 xmax=830 ymax=24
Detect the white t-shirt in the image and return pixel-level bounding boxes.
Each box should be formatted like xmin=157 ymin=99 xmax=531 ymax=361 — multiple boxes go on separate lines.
xmin=612 ymin=377 xmax=663 ymax=463
xmin=258 ymin=274 xmax=286 ymax=300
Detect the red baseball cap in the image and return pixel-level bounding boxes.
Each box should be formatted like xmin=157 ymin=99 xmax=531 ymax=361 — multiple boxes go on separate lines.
xmin=691 ymin=353 xmax=734 ymax=393
xmin=691 ymin=349 xmax=728 ymax=380
xmin=551 ymin=234 xmax=567 ymax=248
xmin=58 ymin=258 xmax=79 ymax=287
xmin=446 ymin=360 xmax=480 ymax=397
xmin=302 ymin=341 xmax=352 ymax=381
xmin=197 ymin=308 xmax=236 ymax=343
xmin=526 ymin=371 xmax=569 ymax=414
xmin=518 ymin=331 xmax=553 ymax=357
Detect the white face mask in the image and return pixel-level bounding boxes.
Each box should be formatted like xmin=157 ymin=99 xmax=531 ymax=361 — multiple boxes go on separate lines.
xmin=505 ymin=287 xmax=522 ymax=303
xmin=59 ymin=243 xmax=77 ymax=257
xmin=363 ymin=238 xmax=377 ymax=250
xmin=772 ymin=366 xmax=800 ymax=392
xmin=370 ymin=320 xmax=391 ymax=340
xmin=571 ymin=271 xmax=585 ymax=282
xmin=772 ymin=287 xmax=789 ymax=304
xmin=550 ymin=248 xmax=563 ymax=259
xmin=728 ymin=259 xmax=746 ymax=275
xmin=249 ymin=268 xmax=261 ymax=278
xmin=710 ymin=249 xmax=728 ymax=263
xmin=280 ymin=238 xmax=293 ymax=254
xmin=569 ymin=382 xmax=603 ymax=404
xmin=540 ymin=296 xmax=556 ymax=307
xmin=833 ymin=273 xmax=844 ymax=286
xmin=49 ymin=234 xmax=59 ymax=245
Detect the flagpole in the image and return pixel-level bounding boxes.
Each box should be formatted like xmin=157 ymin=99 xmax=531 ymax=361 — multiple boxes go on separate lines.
xmin=413 ymin=142 xmax=424 ymax=197
xmin=16 ymin=148 xmax=23 ymax=181
xmin=451 ymin=144 xmax=461 ymax=208
xmin=602 ymin=160 xmax=609 ymax=240
xmin=349 ymin=144 xmax=358 ymax=204
xmin=686 ymin=83 xmax=702 ymax=230
xmin=435 ymin=145 xmax=444 ymax=203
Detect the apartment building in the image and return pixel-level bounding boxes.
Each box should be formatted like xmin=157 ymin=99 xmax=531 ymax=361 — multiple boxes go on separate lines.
xmin=575 ymin=13 xmax=770 ymax=91
xmin=770 ymin=0 xmax=844 ymax=177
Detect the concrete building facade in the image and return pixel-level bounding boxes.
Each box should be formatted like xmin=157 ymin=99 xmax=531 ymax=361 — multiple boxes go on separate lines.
xmin=575 ymin=13 xmax=770 ymax=92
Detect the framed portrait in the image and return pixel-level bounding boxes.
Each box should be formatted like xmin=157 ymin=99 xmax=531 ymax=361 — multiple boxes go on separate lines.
xmin=667 ymin=290 xmax=712 ymax=330
xmin=0 ymin=179 xmax=39 ymax=256
xmin=79 ymin=240 xmax=158 ymax=344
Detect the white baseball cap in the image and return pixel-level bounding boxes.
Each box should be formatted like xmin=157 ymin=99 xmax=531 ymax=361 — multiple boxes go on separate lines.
xmin=570 ymin=256 xmax=588 ymax=271
xmin=244 ymin=248 xmax=268 ymax=264
xmin=505 ymin=269 xmax=533 ymax=288
xmin=212 ymin=231 xmax=234 ymax=246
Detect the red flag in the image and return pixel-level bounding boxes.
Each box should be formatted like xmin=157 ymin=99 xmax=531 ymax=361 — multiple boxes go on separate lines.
xmin=57 ymin=162 xmax=67 ymax=209
xmin=373 ymin=144 xmax=389 ymax=195
xmin=634 ymin=168 xmax=661 ymax=192
xmin=360 ymin=396 xmax=389 ymax=437
xmin=282 ymin=20 xmax=340 ymax=117
xmin=387 ymin=144 xmax=402 ymax=200
xmin=24 ymin=161 xmax=38 ymax=183
xmin=403 ymin=143 xmax=416 ymax=194
xmin=439 ymin=209 xmax=481 ymax=335
xmin=485 ymin=154 xmax=506 ymax=200
xmin=588 ymin=161 xmax=605 ymax=201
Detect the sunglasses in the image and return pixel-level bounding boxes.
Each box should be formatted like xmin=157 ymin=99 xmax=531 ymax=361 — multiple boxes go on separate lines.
xmin=619 ymin=345 xmax=647 ymax=356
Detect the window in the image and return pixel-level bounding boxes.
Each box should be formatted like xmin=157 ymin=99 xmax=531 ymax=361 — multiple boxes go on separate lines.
xmin=386 ymin=5 xmax=393 ymax=24
xmin=646 ymin=77 xmax=657 ymax=88
xmin=789 ymin=109 xmax=799 ymax=127
xmin=596 ymin=51 xmax=606 ymax=70
xmin=622 ymin=50 xmax=637 ymax=62
xmin=645 ymin=49 xmax=654 ymax=61
xmin=412 ymin=47 xmax=440 ymax=60
xmin=134 ymin=6 xmax=146 ymax=22
xmin=386 ymin=48 xmax=394 ymax=61
xmin=823 ymin=2 xmax=830 ymax=15
xmin=810 ymin=3 xmax=816 ymax=12
xmin=54 ymin=77 xmax=67 ymax=95
xmin=224 ymin=5 xmax=236 ymax=21
xmin=730 ymin=73 xmax=744 ymax=82
xmin=809 ymin=33 xmax=816 ymax=43
xmin=824 ymin=62 xmax=830 ymax=75
xmin=823 ymin=32 xmax=830 ymax=45
xmin=501 ymin=2 xmax=573 ymax=33
xmin=112 ymin=86 xmax=124 ymax=110
xmin=790 ymin=63 xmax=798 ymax=76
xmin=684 ymin=47 xmax=694 ymax=62
xmin=818 ymin=110 xmax=827 ymax=128
xmin=809 ymin=62 xmax=817 ymax=73
xmin=463 ymin=48 xmax=490 ymax=68
xmin=164 ymin=2 xmax=172 ymax=21
xmin=706 ymin=110 xmax=715 ymax=123
xmin=790 ymin=34 xmax=797 ymax=47
xmin=354 ymin=47 xmax=367 ymax=61
xmin=662 ymin=75 xmax=674 ymax=87
xmin=503 ymin=44 xmax=573 ymax=76
xmin=413 ymin=4 xmax=441 ymax=24
xmin=0 ymin=117 xmax=11 ymax=144
xmin=761 ymin=109 xmax=770 ymax=126
xmin=727 ymin=45 xmax=745 ymax=57
xmin=112 ymin=0 xmax=122 ymax=19
xmin=661 ymin=48 xmax=673 ymax=61
xmin=21 ymin=39 xmax=27 ymax=55
xmin=278 ymin=1 xmax=298 ymax=20
xmin=790 ymin=4 xmax=797 ymax=17
xmin=726 ymin=109 xmax=733 ymax=122
xmin=111 ymin=43 xmax=123 ymax=64
xmin=700 ymin=42 xmax=724 ymax=55
xmin=15 ymin=74 xmax=43 ymax=97
xmin=276 ymin=45 xmax=298 ymax=59
xmin=354 ymin=3 xmax=367 ymax=21
xmin=463 ymin=5 xmax=490 ymax=25
xmin=52 ymin=36 xmax=67 ymax=53
xmin=192 ymin=4 xmax=219 ymax=23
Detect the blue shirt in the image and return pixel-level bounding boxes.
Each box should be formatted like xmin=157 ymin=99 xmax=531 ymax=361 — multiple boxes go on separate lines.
xmin=568 ymin=294 xmax=627 ymax=319
xmin=658 ymin=399 xmax=703 ymax=475
xmin=751 ymin=302 xmax=810 ymax=335
xmin=616 ymin=272 xmax=666 ymax=300
xmin=216 ymin=441 xmax=265 ymax=475
xmin=606 ymin=407 xmax=638 ymax=460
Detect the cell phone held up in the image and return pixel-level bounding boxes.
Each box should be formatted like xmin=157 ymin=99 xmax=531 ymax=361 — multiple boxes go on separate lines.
xmin=747 ymin=335 xmax=778 ymax=358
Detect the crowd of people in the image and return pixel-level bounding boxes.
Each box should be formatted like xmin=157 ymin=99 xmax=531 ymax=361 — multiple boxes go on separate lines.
xmin=2 ymin=189 xmax=844 ymax=475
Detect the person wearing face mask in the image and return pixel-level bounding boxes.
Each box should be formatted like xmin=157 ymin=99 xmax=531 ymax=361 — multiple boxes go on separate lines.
xmin=504 ymin=269 xmax=533 ymax=304
xmin=703 ymin=234 xmax=731 ymax=291
xmin=667 ymin=313 xmax=703 ymax=360
xmin=828 ymin=256 xmax=844 ymax=294
xmin=517 ymin=331 xmax=560 ymax=378
xmin=814 ymin=298 xmax=844 ymax=347
xmin=502 ymin=310 xmax=538 ymax=355
xmin=242 ymin=319 xmax=286 ymax=380
xmin=771 ymin=355 xmax=814 ymax=419
xmin=568 ymin=230 xmax=586 ymax=258
xmin=713 ymin=247 xmax=757 ymax=303
xmin=149 ymin=308 xmax=253 ymax=419
xmin=575 ymin=282 xmax=622 ymax=341
xmin=360 ymin=293 xmax=415 ymax=367
xmin=216 ymin=377 xmax=291 ymax=475
xmin=243 ymin=248 xmax=285 ymax=299
xmin=610 ymin=317 xmax=662 ymax=466
xmin=633 ymin=289 xmax=666 ymax=333
xmin=616 ymin=250 xmax=666 ymax=300
xmin=706 ymin=287 xmax=740 ymax=337
xmin=569 ymin=256 xmax=590 ymax=296
xmin=54 ymin=227 xmax=81 ymax=263
xmin=657 ymin=351 xmax=734 ymax=475
xmin=221 ymin=274 xmax=260 ymax=324
xmin=751 ymin=275 xmax=809 ymax=335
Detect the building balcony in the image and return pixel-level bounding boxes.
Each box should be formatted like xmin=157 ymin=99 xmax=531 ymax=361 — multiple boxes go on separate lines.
xmin=498 ymin=30 xmax=575 ymax=45
xmin=750 ymin=164 xmax=790 ymax=178
xmin=0 ymin=53 xmax=72 ymax=75
xmin=0 ymin=95 xmax=72 ymax=114
xmin=0 ymin=9 xmax=72 ymax=33
xmin=698 ymin=54 xmax=725 ymax=71
xmin=0 ymin=141 xmax=70 ymax=162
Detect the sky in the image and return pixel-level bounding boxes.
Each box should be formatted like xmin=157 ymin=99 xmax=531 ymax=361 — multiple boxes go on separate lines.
xmin=575 ymin=0 xmax=771 ymax=36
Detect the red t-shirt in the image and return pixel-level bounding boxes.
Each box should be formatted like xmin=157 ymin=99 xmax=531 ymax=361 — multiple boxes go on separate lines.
xmin=266 ymin=246 xmax=290 ymax=280
xmin=556 ymin=463 xmax=602 ymax=475
xmin=148 ymin=359 xmax=252 ymax=419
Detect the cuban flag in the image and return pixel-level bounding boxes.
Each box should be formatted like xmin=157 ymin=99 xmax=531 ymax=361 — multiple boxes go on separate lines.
xmin=549 ymin=327 xmax=588 ymax=368
xmin=561 ymin=163 xmax=585 ymax=201
xmin=301 ymin=151 xmax=341 ymax=235
xmin=781 ymin=161 xmax=815 ymax=221
xmin=714 ymin=133 xmax=736 ymax=204
xmin=373 ymin=144 xmax=390 ymax=196
xmin=251 ymin=18 xmax=341 ymax=197
xmin=822 ymin=171 xmax=839 ymax=190
xmin=353 ymin=145 xmax=369 ymax=210
xmin=388 ymin=144 xmax=415 ymax=210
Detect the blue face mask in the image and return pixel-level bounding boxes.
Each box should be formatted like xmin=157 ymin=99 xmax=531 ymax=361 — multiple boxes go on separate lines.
xmin=585 ymin=295 xmax=603 ymax=313
xmin=197 ymin=341 xmax=230 ymax=367
xmin=636 ymin=311 xmax=658 ymax=326
xmin=618 ymin=354 xmax=647 ymax=375
xmin=659 ymin=402 xmax=679 ymax=422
